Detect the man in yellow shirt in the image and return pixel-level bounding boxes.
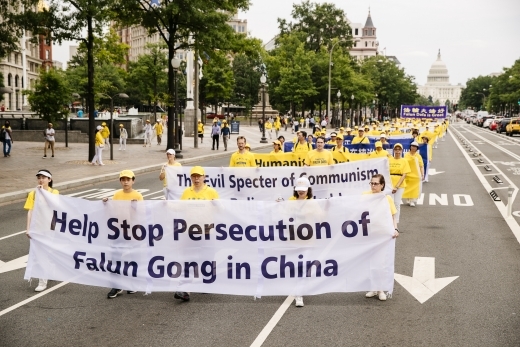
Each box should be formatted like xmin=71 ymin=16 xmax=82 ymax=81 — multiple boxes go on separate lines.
xmin=305 ymin=136 xmax=334 ymax=166
xmin=369 ymin=141 xmax=390 ymax=158
xmin=326 ymin=132 xmax=338 ymax=145
xmin=229 ymin=136 xmax=256 ymax=167
xmin=292 ymin=131 xmax=312 ymax=153
xmin=197 ymin=121 xmax=204 ymax=143
xmin=154 ymin=119 xmax=163 ymax=145
xmin=351 ymin=128 xmax=370 ymax=144
xmin=100 ymin=122 xmax=110 ymax=148
xmin=338 ymin=127 xmax=345 ymax=136
xmin=103 ymin=170 xmax=143 ymax=299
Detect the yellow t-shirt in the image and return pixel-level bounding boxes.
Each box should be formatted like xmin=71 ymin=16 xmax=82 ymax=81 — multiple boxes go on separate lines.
xmin=113 ymin=189 xmax=144 ymax=201
xmin=389 ymin=157 xmax=411 ymax=188
xmin=351 ymin=136 xmax=370 ymax=144
xmin=162 ymin=162 xmax=182 ymax=187
xmin=305 ymin=150 xmax=334 ymax=166
xmin=265 ymin=122 xmax=272 ymax=130
xmin=155 ymin=123 xmax=163 ymax=135
xmin=369 ymin=149 xmax=390 ymax=158
xmin=95 ymin=132 xmax=104 ymax=146
xmin=24 ymin=187 xmax=60 ymax=210
xmin=363 ymin=191 xmax=397 ymax=216
xmin=100 ymin=126 xmax=110 ymax=139
xmin=229 ymin=151 xmax=256 ymax=167
xmin=197 ymin=123 xmax=204 ymax=134
xmin=292 ymin=141 xmax=312 ymax=153
xmin=269 ymin=150 xmax=283 ymax=155
xmin=180 ymin=185 xmax=219 ymax=200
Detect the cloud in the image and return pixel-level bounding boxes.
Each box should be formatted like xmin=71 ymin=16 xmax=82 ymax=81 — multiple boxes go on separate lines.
xmin=462 ymin=39 xmax=488 ymax=48
xmin=401 ymin=51 xmax=429 ymax=57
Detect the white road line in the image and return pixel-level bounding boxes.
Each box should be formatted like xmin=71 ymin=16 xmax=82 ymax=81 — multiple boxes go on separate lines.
xmin=0 ymin=231 xmax=26 ymax=241
xmin=250 ymin=296 xmax=295 ymax=347
xmin=0 ymin=281 xmax=69 ymax=317
xmin=141 ymin=190 xmax=163 ymax=198
xmin=450 ymin=129 xmax=520 ymax=244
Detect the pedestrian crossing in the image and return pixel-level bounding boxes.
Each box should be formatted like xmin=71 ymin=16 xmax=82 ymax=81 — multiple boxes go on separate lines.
xmin=66 ymin=188 xmax=165 ymax=200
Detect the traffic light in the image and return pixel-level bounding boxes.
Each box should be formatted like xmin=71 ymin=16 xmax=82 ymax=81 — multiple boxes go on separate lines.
xmin=517 ymin=99 xmax=520 ymax=105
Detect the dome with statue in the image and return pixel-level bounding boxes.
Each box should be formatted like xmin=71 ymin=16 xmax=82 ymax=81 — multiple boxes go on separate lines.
xmin=426 ymin=50 xmax=450 ymax=85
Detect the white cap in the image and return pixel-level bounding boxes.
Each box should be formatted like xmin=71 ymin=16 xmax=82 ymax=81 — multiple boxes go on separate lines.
xmin=166 ymin=149 xmax=175 ymax=155
xmin=295 ymin=177 xmax=311 ymax=191
xmin=36 ymin=170 xmax=52 ymax=178
xmin=96 ymin=125 xmax=102 ymax=130
xmin=380 ymin=134 xmax=387 ymax=138
xmin=410 ymin=141 xmax=419 ymax=147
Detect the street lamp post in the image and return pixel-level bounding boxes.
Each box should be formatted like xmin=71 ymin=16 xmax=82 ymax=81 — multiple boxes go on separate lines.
xmin=98 ymin=92 xmax=129 ymax=160
xmin=327 ymin=40 xmax=343 ymax=126
xmin=350 ymin=94 xmax=354 ymax=126
xmin=171 ymin=57 xmax=183 ymax=158
xmin=336 ymin=90 xmax=341 ymax=128
xmin=260 ymin=74 xmax=267 ymax=143
xmin=69 ymin=93 xmax=81 ymax=148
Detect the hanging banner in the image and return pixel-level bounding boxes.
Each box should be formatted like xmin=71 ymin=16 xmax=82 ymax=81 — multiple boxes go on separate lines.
xmin=25 ymin=190 xmax=395 ymax=296
xmin=165 ymin=158 xmax=391 ymax=200
xmin=400 ymin=105 xmax=448 ymax=119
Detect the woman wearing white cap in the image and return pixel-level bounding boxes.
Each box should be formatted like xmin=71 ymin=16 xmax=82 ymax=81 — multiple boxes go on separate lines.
xmin=24 ymin=169 xmax=59 ymax=292
xmin=91 ymin=125 xmax=105 ymax=166
xmin=403 ymin=142 xmax=424 ymax=207
xmin=388 ymin=143 xmax=411 ymax=224
xmin=278 ymin=176 xmax=313 ymax=307
xmin=159 ymin=149 xmax=182 ymax=199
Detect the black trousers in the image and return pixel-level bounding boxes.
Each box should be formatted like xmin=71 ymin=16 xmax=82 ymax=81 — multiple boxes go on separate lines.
xmin=212 ymin=134 xmax=219 ymax=149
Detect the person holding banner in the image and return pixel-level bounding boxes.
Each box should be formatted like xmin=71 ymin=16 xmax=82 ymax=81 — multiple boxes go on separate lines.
xmin=305 ymin=137 xmax=334 ymax=166
xmin=278 ymin=136 xmax=285 ymax=152
xmin=292 ymin=131 xmax=312 ymax=153
xmin=159 ymin=149 xmax=182 ymax=199
xmin=379 ymin=134 xmax=391 ymax=150
xmin=103 ymin=170 xmax=143 ymax=299
xmin=270 ymin=140 xmax=283 ymax=154
xmin=421 ymin=136 xmax=432 ymax=182
xmin=351 ymin=128 xmax=370 ymax=144
xmin=229 ymin=136 xmax=256 ymax=167
xmin=25 ymin=169 xmax=59 ymax=292
xmin=369 ymin=141 xmax=390 ymax=158
xmin=403 ymin=142 xmax=424 ymax=207
xmin=389 ymin=144 xmax=411 ymax=224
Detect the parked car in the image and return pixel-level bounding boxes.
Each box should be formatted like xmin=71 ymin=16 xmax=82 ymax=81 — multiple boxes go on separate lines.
xmin=482 ymin=118 xmax=494 ymax=128
xmin=505 ymin=118 xmax=520 ymax=136
xmin=206 ymin=113 xmax=225 ymax=120
xmin=497 ymin=118 xmax=511 ymax=134
xmin=489 ymin=119 xmax=499 ymax=131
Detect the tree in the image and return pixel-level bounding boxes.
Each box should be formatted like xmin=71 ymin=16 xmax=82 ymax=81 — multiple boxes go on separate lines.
xmin=278 ymin=0 xmax=353 ymax=53
xmin=126 ymin=44 xmax=168 ymax=117
xmin=25 ymin=68 xmax=71 ymax=124
xmin=200 ymin=51 xmax=234 ymax=113
xmin=115 ymin=0 xmax=250 ymax=150
xmin=459 ymin=75 xmax=494 ymax=111
xmin=232 ymin=53 xmax=263 ymax=117
xmin=487 ymin=59 xmax=520 ymax=115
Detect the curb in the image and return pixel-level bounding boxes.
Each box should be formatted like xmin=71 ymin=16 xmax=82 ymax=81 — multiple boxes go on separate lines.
xmin=0 ymin=144 xmax=271 ymax=204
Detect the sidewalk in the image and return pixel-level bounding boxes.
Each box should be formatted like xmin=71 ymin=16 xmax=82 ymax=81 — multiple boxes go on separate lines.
xmin=0 ymin=123 xmax=290 ymax=204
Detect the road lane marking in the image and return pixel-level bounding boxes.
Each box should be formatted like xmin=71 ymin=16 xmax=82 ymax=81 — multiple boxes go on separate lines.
xmin=0 ymin=281 xmax=69 ymax=317
xmin=0 ymin=231 xmax=25 ymax=241
xmin=141 ymin=190 xmax=163 ymax=198
xmin=250 ymin=295 xmax=295 ymax=347
xmin=450 ymin=129 xmax=520 ymax=244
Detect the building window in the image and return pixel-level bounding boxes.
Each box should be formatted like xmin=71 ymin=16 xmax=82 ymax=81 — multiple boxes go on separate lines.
xmin=365 ymin=42 xmax=367 ymax=47
xmin=21 ymin=77 xmax=24 ymax=88
xmin=14 ymin=54 xmax=18 ymax=65
xmin=7 ymin=53 xmax=10 ymax=62
xmin=372 ymin=29 xmax=375 ymax=35
xmin=46 ymin=50 xmax=50 ymax=60
xmin=233 ymin=25 xmax=236 ymax=31
xmin=7 ymin=74 xmax=12 ymax=86
xmin=15 ymin=75 xmax=19 ymax=88
xmin=372 ymin=42 xmax=374 ymax=47
xmin=364 ymin=30 xmax=367 ymax=35
xmin=355 ymin=28 xmax=358 ymax=35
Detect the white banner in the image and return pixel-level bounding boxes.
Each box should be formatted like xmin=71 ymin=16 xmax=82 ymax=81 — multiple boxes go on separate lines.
xmin=165 ymin=158 xmax=390 ymax=200
xmin=25 ymin=190 xmax=396 ymax=296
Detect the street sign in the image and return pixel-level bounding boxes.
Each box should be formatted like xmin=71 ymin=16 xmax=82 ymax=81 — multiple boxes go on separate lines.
xmin=230 ymin=121 xmax=240 ymax=134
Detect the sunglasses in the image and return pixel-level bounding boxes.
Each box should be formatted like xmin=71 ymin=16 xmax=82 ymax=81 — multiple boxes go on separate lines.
xmin=369 ymin=182 xmax=381 ymax=186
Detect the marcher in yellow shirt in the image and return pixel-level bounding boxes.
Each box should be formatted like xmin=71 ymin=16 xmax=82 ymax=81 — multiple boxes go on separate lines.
xmin=403 ymin=141 xmax=424 ymax=206
xmin=369 ymin=141 xmax=390 ymax=158
xmin=24 ymin=169 xmax=59 ymax=293
xmin=102 ymin=170 xmax=143 ymax=299
xmin=351 ymin=128 xmax=370 ymax=144
xmin=388 ymin=143 xmax=411 ymax=224
xmin=326 ymin=132 xmax=338 ymax=145
xmin=293 ymin=131 xmax=312 ymax=153
xmin=229 ymin=136 xmax=256 ymax=167
xmin=270 ymin=140 xmax=283 ymax=154
xmin=197 ymin=121 xmax=204 ymax=143
xmin=154 ymin=120 xmax=163 ymax=145
xmin=100 ymin=122 xmax=110 ymax=148
xmin=180 ymin=166 xmax=219 ymax=201
xmin=305 ymin=136 xmax=334 ymax=166
xmin=92 ymin=126 xmax=105 ymax=166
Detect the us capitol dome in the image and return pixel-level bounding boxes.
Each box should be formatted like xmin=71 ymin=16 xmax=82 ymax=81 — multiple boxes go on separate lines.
xmin=417 ymin=50 xmax=463 ymax=105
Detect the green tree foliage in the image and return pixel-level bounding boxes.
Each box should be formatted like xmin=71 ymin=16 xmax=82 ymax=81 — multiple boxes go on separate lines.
xmin=25 ymin=68 xmax=71 ymax=124
xmin=486 ymin=59 xmax=520 ymax=114
xmin=232 ymin=53 xmax=262 ymax=114
xmin=278 ymin=0 xmax=353 ymax=52
xmin=200 ymin=51 xmax=234 ymax=112
xmin=459 ymin=75 xmax=494 ymax=111
xmin=126 ymin=44 xmax=168 ymax=114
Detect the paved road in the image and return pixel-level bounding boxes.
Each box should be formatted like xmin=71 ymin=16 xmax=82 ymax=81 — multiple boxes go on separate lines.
xmin=1 ymin=127 xmax=520 ymax=346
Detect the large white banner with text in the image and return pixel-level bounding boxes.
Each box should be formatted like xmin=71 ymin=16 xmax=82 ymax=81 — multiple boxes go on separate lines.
xmin=25 ymin=190 xmax=396 ymax=296
xmin=165 ymin=158 xmax=390 ymax=200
